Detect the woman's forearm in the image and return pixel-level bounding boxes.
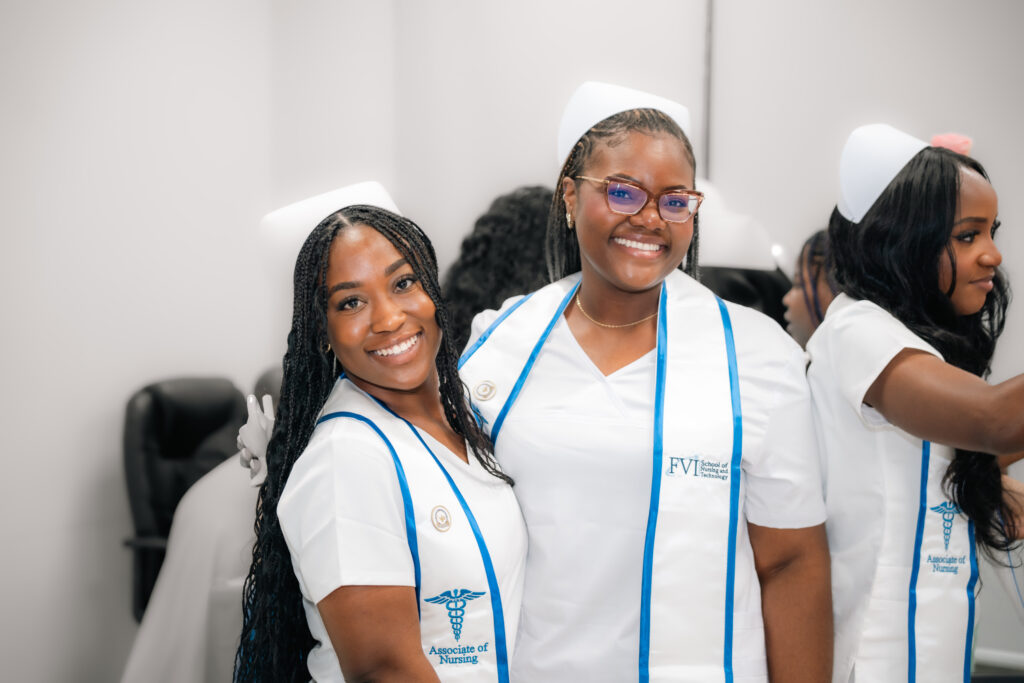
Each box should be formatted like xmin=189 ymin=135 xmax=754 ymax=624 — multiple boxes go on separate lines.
xmin=750 ymin=523 xmax=833 ymax=683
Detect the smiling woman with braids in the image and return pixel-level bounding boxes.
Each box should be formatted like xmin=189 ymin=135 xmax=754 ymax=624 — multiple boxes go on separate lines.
xmin=234 ymin=184 xmax=526 ymax=683
xmin=459 ymin=83 xmax=831 ymax=682
xmin=808 ymin=125 xmax=1024 ymax=682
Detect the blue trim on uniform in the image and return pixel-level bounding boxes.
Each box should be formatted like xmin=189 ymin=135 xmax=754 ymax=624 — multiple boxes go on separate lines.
xmin=907 ymin=440 xmax=931 ymax=683
xmin=963 ymin=521 xmax=978 ymax=683
xmin=459 ymin=292 xmax=536 ymax=369
xmin=383 ymin=405 xmax=512 ymax=683
xmin=489 ymin=283 xmax=578 ymax=444
xmin=316 ymin=410 xmax=422 ymax=613
xmin=717 ymin=296 xmax=742 ymax=683
xmin=637 ymin=293 xmax=741 ymax=681
xmin=638 ymin=284 xmax=669 ymax=683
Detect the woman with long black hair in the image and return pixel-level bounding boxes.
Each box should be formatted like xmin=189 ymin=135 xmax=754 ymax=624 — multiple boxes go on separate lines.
xmin=234 ymin=184 xmax=526 ymax=682
xmin=808 ymin=124 xmax=1024 ymax=682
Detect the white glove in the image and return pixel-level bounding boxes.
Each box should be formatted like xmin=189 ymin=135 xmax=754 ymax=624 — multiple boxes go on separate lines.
xmin=238 ymin=394 xmax=275 ymax=487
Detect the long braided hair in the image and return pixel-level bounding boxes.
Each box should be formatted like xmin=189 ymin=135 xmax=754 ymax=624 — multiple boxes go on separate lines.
xmin=442 ymin=185 xmax=554 ymax=349
xmin=829 ymin=147 xmax=1015 ymax=555
xmin=235 ymin=205 xmax=507 ymax=682
xmin=545 ymin=108 xmax=700 ymax=282
xmin=798 ymin=229 xmax=839 ymax=327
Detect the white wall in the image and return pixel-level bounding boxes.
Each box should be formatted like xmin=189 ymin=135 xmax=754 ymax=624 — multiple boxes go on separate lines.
xmin=4 ymin=1 xmax=1022 ymax=679
xmin=262 ymin=0 xmax=707 ymax=339
xmin=710 ymin=0 xmax=1024 ymax=666
xmin=0 ymin=2 xmax=705 ymax=679
xmin=0 ymin=1 xmax=276 ymax=679
xmin=261 ymin=0 xmax=399 ymax=360
xmin=392 ymin=0 xmax=708 ymax=273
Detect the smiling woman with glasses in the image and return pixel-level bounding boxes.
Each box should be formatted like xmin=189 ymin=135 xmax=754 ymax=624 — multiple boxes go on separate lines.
xmin=458 ymin=82 xmax=832 ymax=682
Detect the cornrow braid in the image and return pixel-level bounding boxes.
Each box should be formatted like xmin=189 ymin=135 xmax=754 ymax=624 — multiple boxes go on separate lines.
xmin=798 ymin=229 xmax=837 ymax=327
xmin=545 ymin=108 xmax=700 ymax=283
xmin=236 ymin=205 xmax=506 ymax=682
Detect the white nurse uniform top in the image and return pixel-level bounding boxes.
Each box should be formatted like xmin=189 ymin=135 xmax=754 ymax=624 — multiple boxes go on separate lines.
xmin=807 ymin=294 xmax=980 ymax=683
xmin=278 ymin=377 xmax=527 ymax=682
xmin=460 ymin=270 xmax=825 ymax=683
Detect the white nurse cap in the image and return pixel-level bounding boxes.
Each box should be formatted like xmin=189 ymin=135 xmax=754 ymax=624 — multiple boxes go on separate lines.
xmin=556 ymin=81 xmax=692 ymax=166
xmin=696 ymin=178 xmax=778 ymax=271
xmin=260 ymin=180 xmax=401 ymax=240
xmin=257 ymin=181 xmax=402 ymax=309
xmin=837 ymin=124 xmax=928 ymax=223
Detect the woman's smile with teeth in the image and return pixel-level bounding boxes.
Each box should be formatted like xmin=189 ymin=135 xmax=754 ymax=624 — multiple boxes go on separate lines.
xmin=614 ymin=237 xmax=662 ymax=252
xmin=372 ymin=333 xmax=421 ymax=357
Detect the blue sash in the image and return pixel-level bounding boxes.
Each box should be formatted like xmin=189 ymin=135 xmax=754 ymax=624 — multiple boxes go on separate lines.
xmin=315 ymin=379 xmax=510 ymax=682
xmin=461 ymin=271 xmax=759 ymax=682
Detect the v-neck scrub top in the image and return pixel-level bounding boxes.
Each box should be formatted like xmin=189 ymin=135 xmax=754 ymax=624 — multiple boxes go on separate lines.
xmin=278 ymin=378 xmax=528 ymax=682
xmin=465 ymin=272 xmax=826 ymax=682
xmin=807 ymin=294 xmax=979 ymax=683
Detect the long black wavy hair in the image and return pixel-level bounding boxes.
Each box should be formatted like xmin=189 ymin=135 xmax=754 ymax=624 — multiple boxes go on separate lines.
xmin=235 ymin=205 xmax=507 ymax=682
xmin=829 ymin=146 xmax=1014 ymax=554
xmin=546 ymin=108 xmax=700 ymax=282
xmin=442 ymin=185 xmax=554 ymax=349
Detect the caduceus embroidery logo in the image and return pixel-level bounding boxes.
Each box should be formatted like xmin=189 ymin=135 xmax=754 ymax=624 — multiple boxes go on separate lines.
xmin=425 ymin=589 xmax=486 ymax=641
xmin=930 ymin=501 xmax=961 ymax=551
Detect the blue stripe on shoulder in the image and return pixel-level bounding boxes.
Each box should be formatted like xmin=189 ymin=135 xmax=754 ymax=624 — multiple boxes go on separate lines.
xmin=490 ymin=284 xmax=578 ymax=444
xmin=459 ymin=292 xmax=536 ymax=369
xmin=315 ymin=410 xmax=422 ymax=612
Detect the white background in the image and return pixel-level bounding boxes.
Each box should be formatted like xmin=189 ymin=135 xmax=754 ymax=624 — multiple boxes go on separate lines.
xmin=1 ymin=1 xmax=1021 ymax=680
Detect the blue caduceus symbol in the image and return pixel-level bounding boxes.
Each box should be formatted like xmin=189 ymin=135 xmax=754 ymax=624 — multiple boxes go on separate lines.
xmin=425 ymin=589 xmax=486 ymax=641
xmin=930 ymin=501 xmax=961 ymax=551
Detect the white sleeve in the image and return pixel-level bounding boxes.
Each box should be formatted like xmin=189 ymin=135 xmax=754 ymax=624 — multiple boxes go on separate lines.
xmin=463 ymin=294 xmax=527 ymax=355
xmin=278 ymin=420 xmax=415 ymax=604
xmin=824 ymin=300 xmax=942 ymax=427
xmin=742 ymin=337 xmax=827 ymax=529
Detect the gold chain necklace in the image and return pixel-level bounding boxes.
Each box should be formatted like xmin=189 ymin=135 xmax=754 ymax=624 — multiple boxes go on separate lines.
xmin=574 ymin=291 xmax=659 ymax=329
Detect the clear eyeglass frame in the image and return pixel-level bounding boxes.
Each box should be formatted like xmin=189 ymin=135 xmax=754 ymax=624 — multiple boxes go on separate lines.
xmin=575 ymin=175 xmax=704 ymax=223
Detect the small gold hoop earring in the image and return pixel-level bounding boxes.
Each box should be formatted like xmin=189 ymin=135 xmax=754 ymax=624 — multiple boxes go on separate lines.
xmin=324 ymin=342 xmax=331 ymax=354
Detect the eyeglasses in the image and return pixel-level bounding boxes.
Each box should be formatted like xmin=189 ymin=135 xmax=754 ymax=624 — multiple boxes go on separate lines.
xmin=575 ymin=176 xmax=704 ymax=223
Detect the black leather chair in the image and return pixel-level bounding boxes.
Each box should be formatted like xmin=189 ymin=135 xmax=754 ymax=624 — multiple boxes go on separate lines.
xmin=123 ymin=377 xmax=246 ymax=621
